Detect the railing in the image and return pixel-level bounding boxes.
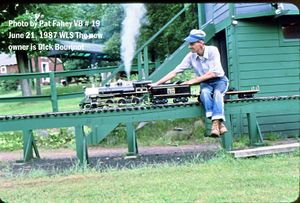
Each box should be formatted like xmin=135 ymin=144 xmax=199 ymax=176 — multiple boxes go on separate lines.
xmin=0 ymin=66 xmax=119 ymax=112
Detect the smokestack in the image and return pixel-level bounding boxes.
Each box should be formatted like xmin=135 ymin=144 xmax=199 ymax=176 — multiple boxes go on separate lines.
xmin=120 ymin=3 xmax=146 ymax=79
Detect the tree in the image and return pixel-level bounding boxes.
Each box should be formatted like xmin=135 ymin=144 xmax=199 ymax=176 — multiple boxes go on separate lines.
xmin=0 ymin=4 xmax=97 ymax=95
xmin=60 ymin=4 xmax=107 ymax=70
xmin=99 ymin=4 xmax=198 ymax=66
xmin=139 ymin=4 xmax=198 ymax=62
xmin=75 ymin=4 xmax=106 ymax=44
xmin=99 ymin=4 xmax=123 ymax=63
xmin=0 ymin=4 xmax=37 ymax=96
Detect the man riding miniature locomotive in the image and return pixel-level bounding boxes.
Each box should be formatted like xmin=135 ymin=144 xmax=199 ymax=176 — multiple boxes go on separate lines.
xmin=148 ymin=29 xmax=229 ymax=137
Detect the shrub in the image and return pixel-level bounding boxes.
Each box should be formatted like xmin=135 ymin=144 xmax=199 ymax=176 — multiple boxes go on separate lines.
xmin=0 ymin=80 xmax=18 ymax=92
xmin=0 ymin=131 xmax=23 ymax=151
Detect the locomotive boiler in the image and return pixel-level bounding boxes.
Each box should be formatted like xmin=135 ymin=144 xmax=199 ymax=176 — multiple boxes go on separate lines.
xmin=79 ymin=80 xmax=192 ymax=109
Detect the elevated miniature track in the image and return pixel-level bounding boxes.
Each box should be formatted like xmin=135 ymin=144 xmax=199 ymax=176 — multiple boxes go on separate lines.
xmin=1 ymin=95 xmax=299 ymax=123
xmin=0 ymin=102 xmax=203 ymax=131
xmin=0 ymin=95 xmax=299 ymax=164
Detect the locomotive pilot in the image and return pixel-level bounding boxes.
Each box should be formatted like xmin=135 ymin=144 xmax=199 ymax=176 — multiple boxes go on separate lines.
xmin=149 ymin=29 xmax=229 ymax=137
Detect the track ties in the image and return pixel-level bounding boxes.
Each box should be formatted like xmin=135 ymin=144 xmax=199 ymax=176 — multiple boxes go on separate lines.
xmin=1 ymin=95 xmax=299 ymax=121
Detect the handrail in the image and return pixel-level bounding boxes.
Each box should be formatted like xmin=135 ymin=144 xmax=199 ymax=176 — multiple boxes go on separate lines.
xmin=0 ymin=63 xmax=157 ymax=80
xmin=0 ymin=66 xmax=118 ymax=80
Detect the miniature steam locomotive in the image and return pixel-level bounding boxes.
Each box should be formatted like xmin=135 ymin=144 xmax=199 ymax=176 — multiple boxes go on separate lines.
xmin=79 ymin=80 xmax=192 ymax=109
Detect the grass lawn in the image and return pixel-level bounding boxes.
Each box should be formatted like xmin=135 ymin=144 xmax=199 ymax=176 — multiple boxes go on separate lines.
xmin=0 ymin=98 xmax=82 ymax=115
xmin=0 ymin=84 xmax=83 ymax=115
xmin=0 ymin=152 xmax=299 ymax=203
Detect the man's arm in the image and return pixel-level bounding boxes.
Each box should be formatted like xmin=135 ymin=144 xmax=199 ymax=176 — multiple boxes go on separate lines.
xmin=182 ymin=71 xmax=216 ymax=85
xmin=149 ymin=52 xmax=192 ymax=87
xmin=148 ymin=70 xmax=177 ymax=87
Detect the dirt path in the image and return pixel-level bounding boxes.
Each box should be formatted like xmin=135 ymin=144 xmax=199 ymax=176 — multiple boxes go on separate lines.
xmin=0 ymin=143 xmax=221 ymax=162
xmin=0 ymin=143 xmax=221 ymax=176
xmin=0 ymin=139 xmax=297 ymax=177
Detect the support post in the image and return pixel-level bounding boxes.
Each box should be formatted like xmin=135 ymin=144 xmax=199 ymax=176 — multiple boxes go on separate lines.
xmin=88 ymin=125 xmax=99 ymax=145
xmin=256 ymin=121 xmax=264 ymax=143
xmin=229 ymin=3 xmax=236 ymax=18
xmin=247 ymin=112 xmax=259 ymax=145
xmin=197 ymin=3 xmax=206 ymax=28
xmin=22 ymin=130 xmax=40 ymax=162
xmin=75 ymin=126 xmax=88 ymax=166
xmin=143 ymin=46 xmax=149 ymax=79
xmin=126 ymin=122 xmax=138 ymax=156
xmin=49 ymin=72 xmax=58 ymax=112
xmin=137 ymin=52 xmax=143 ymax=80
xmin=222 ymin=114 xmax=233 ymax=151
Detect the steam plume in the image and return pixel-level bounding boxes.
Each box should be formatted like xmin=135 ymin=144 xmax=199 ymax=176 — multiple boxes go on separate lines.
xmin=121 ymin=4 xmax=146 ymax=78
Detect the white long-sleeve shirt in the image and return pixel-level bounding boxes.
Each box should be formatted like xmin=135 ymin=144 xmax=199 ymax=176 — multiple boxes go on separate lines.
xmin=174 ymin=45 xmax=225 ymax=77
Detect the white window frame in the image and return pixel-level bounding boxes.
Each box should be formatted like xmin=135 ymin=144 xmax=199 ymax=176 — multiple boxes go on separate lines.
xmin=0 ymin=66 xmax=7 ymax=74
xmin=41 ymin=62 xmax=50 ymax=83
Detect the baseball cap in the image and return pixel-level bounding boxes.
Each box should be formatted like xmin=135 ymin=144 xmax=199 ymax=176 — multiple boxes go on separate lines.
xmin=184 ymin=29 xmax=206 ymax=43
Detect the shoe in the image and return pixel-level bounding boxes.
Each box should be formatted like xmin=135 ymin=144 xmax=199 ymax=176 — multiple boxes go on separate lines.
xmin=211 ymin=120 xmax=220 ymax=137
xmin=219 ymin=122 xmax=228 ymax=135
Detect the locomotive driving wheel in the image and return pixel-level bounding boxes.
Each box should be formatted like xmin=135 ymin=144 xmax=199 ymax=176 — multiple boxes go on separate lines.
xmin=181 ymin=97 xmax=189 ymax=103
xmin=162 ymin=98 xmax=168 ymax=104
xmin=118 ymin=98 xmax=127 ymax=106
xmin=173 ymin=97 xmax=180 ymax=103
xmin=152 ymin=98 xmax=168 ymax=105
xmin=105 ymin=99 xmax=114 ymax=106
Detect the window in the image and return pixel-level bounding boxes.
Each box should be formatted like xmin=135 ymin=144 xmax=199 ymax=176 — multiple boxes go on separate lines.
xmin=279 ymin=18 xmax=300 ymax=47
xmin=42 ymin=63 xmax=47 ymax=72
xmin=41 ymin=62 xmax=49 ymax=73
xmin=281 ymin=22 xmax=300 ymax=39
xmin=41 ymin=62 xmax=50 ymax=84
xmin=0 ymin=66 xmax=7 ymax=74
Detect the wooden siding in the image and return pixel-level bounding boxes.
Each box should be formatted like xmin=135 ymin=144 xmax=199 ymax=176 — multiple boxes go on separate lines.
xmin=235 ymin=112 xmax=300 ymax=138
xmin=203 ymin=3 xmax=299 ymax=26
xmin=204 ymin=3 xmax=214 ymax=24
xmin=235 ymin=19 xmax=299 ymax=96
xmin=226 ymin=26 xmax=239 ymax=89
xmin=227 ymin=19 xmax=300 ymax=136
xmin=204 ymin=3 xmax=229 ymax=25
xmin=213 ymin=3 xmax=229 ymax=24
xmin=235 ymin=3 xmax=273 ymax=16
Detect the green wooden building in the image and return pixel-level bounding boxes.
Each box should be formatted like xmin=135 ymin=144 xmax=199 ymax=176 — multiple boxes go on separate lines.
xmin=150 ymin=3 xmax=299 ymax=137
xmin=207 ymin=3 xmax=299 ymax=137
